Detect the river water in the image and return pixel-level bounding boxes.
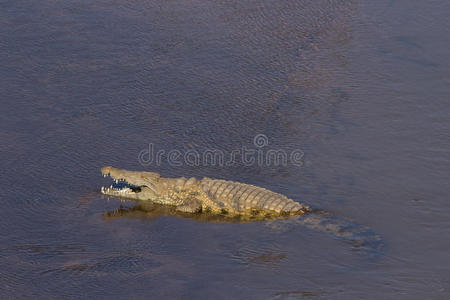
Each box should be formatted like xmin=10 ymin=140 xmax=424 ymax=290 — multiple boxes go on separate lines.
xmin=1 ymin=0 xmax=449 ymax=299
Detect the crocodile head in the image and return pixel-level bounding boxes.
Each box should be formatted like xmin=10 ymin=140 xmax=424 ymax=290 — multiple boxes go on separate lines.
xmin=101 ymin=166 xmax=161 ymax=201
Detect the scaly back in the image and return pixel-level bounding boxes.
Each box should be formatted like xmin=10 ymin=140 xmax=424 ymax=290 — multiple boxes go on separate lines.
xmin=200 ymin=178 xmax=308 ymax=214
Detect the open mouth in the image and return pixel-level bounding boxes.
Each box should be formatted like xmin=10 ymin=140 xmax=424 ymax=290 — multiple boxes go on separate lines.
xmin=101 ymin=173 xmax=142 ymax=196
xmin=100 ymin=166 xmax=159 ymax=200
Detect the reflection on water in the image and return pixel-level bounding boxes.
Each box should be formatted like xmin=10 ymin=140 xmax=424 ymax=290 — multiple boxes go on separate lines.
xmin=1 ymin=0 xmax=449 ymax=298
xmin=102 ymin=199 xmax=385 ymax=255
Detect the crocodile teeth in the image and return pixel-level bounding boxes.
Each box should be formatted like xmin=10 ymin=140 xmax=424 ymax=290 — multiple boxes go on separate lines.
xmin=101 ymin=185 xmax=134 ymax=195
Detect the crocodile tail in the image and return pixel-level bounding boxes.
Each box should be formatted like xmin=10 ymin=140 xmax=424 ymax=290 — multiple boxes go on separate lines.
xmin=269 ymin=209 xmax=385 ymax=254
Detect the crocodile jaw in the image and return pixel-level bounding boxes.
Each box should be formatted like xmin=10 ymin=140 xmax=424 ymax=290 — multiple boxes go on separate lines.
xmin=101 ymin=166 xmax=159 ymax=200
xmin=101 ymin=166 xmax=158 ymax=186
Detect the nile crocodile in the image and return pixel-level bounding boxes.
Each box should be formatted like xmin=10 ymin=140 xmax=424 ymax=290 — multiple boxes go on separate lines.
xmin=100 ymin=166 xmax=383 ymax=252
xmin=101 ymin=166 xmax=310 ymax=217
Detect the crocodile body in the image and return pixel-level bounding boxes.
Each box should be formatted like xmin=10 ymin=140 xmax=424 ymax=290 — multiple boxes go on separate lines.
xmin=101 ymin=166 xmax=309 ymax=217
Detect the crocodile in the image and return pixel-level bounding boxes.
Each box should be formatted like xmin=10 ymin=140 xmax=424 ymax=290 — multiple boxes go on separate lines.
xmin=101 ymin=166 xmax=310 ymax=217
xmin=100 ymin=166 xmax=383 ymax=252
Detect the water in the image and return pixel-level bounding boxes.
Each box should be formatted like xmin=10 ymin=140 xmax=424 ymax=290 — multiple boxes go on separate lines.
xmin=1 ymin=0 xmax=449 ymax=298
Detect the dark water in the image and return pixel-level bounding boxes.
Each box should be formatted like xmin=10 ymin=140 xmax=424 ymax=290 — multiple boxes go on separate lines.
xmin=1 ymin=0 xmax=449 ymax=298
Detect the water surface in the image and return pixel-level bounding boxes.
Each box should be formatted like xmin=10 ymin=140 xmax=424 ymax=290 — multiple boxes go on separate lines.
xmin=1 ymin=0 xmax=449 ymax=298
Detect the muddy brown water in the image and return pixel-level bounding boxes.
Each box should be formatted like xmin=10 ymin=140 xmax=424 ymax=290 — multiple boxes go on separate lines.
xmin=1 ymin=0 xmax=449 ymax=299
